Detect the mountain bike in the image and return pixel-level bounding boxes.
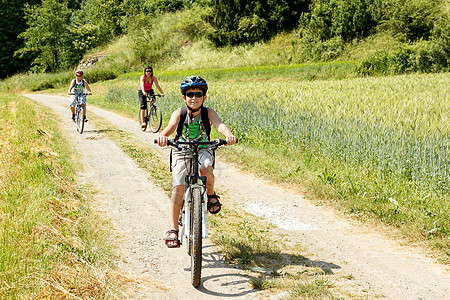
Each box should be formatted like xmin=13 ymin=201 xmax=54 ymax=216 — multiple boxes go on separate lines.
xmin=70 ymin=92 xmax=89 ymax=134
xmin=140 ymin=94 xmax=162 ymax=132
xmin=155 ymin=138 xmax=230 ymax=287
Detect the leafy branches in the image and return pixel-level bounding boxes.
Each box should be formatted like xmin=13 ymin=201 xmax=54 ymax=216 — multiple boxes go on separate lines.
xmin=205 ymin=0 xmax=310 ymax=46
xmin=14 ymin=0 xmax=124 ymax=73
xmin=16 ymin=0 xmax=72 ymax=72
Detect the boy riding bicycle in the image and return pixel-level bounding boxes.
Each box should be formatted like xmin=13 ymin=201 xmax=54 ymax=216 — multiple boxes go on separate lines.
xmin=68 ymin=69 xmax=92 ymax=121
xmin=156 ymin=76 xmax=237 ymax=248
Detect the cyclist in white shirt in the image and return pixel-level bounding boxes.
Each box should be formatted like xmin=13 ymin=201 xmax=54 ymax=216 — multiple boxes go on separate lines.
xmin=68 ymin=69 xmax=92 ymax=122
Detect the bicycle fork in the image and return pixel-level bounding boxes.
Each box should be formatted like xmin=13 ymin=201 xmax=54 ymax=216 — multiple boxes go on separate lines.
xmin=180 ymin=184 xmax=209 ymax=246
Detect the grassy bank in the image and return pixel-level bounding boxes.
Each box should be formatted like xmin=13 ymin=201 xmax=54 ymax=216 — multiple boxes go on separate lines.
xmin=90 ymin=70 xmax=450 ymax=262
xmin=0 ymin=93 xmax=123 ymax=298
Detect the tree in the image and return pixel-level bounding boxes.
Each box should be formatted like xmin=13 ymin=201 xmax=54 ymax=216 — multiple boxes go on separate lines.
xmin=0 ymin=0 xmax=41 ymax=78
xmin=305 ymin=0 xmax=376 ymax=42
xmin=78 ymin=0 xmax=123 ymax=45
xmin=16 ymin=0 xmax=72 ymax=72
xmin=205 ymin=0 xmax=310 ymax=46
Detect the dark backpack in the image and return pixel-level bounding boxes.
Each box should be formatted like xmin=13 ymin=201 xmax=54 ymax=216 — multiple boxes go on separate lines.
xmin=175 ymin=106 xmax=211 ymax=140
xmin=73 ymin=78 xmax=85 ymax=86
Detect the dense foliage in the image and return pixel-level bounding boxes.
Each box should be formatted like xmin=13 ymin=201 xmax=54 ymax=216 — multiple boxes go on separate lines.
xmin=16 ymin=0 xmax=73 ymax=72
xmin=205 ymin=0 xmax=310 ymax=45
xmin=1 ymin=0 xmax=448 ymax=77
xmin=0 ymin=0 xmax=40 ymax=78
xmin=298 ymin=0 xmax=449 ymax=64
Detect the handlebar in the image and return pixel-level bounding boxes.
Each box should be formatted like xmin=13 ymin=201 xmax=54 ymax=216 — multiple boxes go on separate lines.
xmin=154 ymin=138 xmax=234 ymax=151
xmin=69 ymin=92 xmax=91 ymax=95
xmin=146 ymin=94 xmax=162 ymax=98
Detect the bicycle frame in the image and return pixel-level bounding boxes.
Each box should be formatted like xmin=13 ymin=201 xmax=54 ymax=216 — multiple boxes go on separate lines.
xmin=179 ymin=143 xmax=209 ymax=246
xmin=141 ymin=94 xmax=162 ymax=132
xmin=70 ymin=92 xmax=87 ymax=133
xmin=75 ymin=95 xmax=83 ymax=114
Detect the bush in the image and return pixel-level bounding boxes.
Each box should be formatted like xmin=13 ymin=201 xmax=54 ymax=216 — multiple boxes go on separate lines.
xmin=381 ymin=0 xmax=442 ymax=41
xmin=205 ymin=0 xmax=309 ymax=46
xmin=302 ymin=0 xmax=377 ymax=42
xmin=356 ymin=40 xmax=449 ymax=76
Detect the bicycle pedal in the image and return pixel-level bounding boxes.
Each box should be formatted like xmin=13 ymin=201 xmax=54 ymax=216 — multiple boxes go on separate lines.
xmin=178 ymin=213 xmax=183 ymax=226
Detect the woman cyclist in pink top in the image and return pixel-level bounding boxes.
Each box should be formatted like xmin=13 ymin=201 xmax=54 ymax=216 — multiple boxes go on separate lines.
xmin=139 ymin=65 xmax=165 ymax=128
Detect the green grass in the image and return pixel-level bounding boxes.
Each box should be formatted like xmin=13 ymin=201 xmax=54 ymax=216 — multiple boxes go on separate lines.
xmin=120 ymin=60 xmax=357 ymax=83
xmin=0 ymin=93 xmax=124 ymax=298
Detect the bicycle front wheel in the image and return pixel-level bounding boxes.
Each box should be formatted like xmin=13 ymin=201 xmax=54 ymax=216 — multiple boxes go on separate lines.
xmin=139 ymin=109 xmax=148 ymax=131
xmin=77 ymin=106 xmax=84 ymax=134
xmin=149 ymin=105 xmax=162 ymax=133
xmin=190 ymin=187 xmax=203 ymax=288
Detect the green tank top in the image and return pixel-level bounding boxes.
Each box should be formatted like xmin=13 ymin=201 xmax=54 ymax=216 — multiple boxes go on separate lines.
xmin=73 ymin=79 xmax=85 ymax=94
xmin=180 ymin=112 xmax=209 ymax=142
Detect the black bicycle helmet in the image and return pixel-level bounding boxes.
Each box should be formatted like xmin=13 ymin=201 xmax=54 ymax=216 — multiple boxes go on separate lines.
xmin=180 ymin=75 xmax=208 ymax=95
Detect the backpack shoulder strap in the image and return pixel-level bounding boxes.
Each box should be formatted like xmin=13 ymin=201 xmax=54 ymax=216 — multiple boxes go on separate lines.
xmin=201 ymin=106 xmax=211 ymax=140
xmin=176 ymin=107 xmax=187 ymax=140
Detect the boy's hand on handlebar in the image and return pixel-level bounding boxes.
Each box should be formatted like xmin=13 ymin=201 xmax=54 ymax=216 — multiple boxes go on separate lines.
xmin=157 ymin=136 xmax=168 ymax=147
xmin=226 ymin=135 xmax=237 ymax=145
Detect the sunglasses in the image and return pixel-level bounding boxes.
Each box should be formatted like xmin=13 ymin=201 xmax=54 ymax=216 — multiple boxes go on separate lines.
xmin=145 ymin=70 xmax=152 ymax=73
xmin=185 ymin=92 xmax=205 ymax=98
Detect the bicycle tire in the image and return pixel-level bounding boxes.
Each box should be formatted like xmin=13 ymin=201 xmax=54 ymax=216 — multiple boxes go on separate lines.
xmin=190 ymin=187 xmax=203 ymax=287
xmin=139 ymin=109 xmax=148 ymax=131
xmin=77 ymin=105 xmax=84 ymax=134
xmin=149 ymin=105 xmax=162 ymax=133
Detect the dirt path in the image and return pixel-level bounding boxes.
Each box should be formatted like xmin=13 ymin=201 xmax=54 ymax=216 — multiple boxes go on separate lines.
xmin=26 ymin=94 xmax=450 ymax=299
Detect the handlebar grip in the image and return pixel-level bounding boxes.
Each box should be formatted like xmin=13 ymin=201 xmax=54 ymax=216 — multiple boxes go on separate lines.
xmin=216 ymin=138 xmax=238 ymax=146
xmin=217 ymin=139 xmax=228 ymax=146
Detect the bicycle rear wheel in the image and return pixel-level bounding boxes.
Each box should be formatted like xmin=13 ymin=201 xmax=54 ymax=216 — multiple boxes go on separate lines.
xmin=76 ymin=105 xmax=84 ymax=134
xmin=139 ymin=109 xmax=148 ymax=131
xmin=190 ymin=187 xmax=203 ymax=288
xmin=149 ymin=105 xmax=162 ymax=133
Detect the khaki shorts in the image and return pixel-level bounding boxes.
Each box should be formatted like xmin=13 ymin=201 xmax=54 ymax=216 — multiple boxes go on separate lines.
xmin=171 ymin=149 xmax=214 ymax=187
xmin=69 ymin=94 xmax=86 ymax=107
